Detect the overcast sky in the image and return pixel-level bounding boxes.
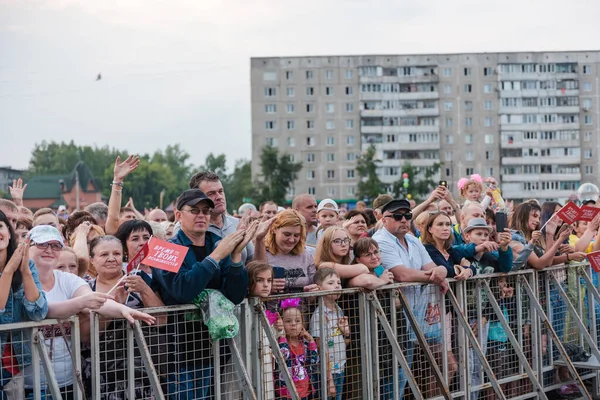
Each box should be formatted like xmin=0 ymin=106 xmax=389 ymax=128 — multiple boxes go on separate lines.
xmin=1 ymin=0 xmax=599 ymax=171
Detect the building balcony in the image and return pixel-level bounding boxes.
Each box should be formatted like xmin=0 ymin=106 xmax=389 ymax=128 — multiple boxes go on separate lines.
xmin=361 ymin=126 xmax=382 ymax=134
xmin=380 ymin=141 xmax=440 ymax=151
xmin=499 ymin=89 xmax=579 ymax=98
xmin=497 ymin=72 xmax=578 ymax=81
xmin=360 ymin=91 xmax=439 ymax=101
xmin=500 ymin=138 xmax=581 ymax=148
xmin=501 ymin=173 xmax=582 ymax=182
xmin=501 ymin=156 xmax=581 ymax=165
xmin=378 ymin=158 xmax=439 ymax=168
xmin=361 ymin=125 xmax=440 ymax=134
xmin=500 ymin=122 xmax=580 ymax=131
xmin=360 ymin=74 xmax=439 ymax=84
xmin=498 ymin=106 xmax=581 ymax=115
xmin=361 ymin=107 xmax=439 ymax=118
xmin=500 ymin=187 xmax=578 ymax=200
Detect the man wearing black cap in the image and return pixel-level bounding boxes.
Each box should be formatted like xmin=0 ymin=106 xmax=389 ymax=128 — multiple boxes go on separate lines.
xmin=372 ymin=198 xmax=449 ymax=398
xmin=153 ymin=189 xmax=258 ymax=398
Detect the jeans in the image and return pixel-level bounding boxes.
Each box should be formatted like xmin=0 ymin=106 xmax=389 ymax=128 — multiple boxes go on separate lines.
xmin=168 ymin=364 xmax=213 ymax=400
xmin=331 ymin=372 xmax=345 ymax=400
xmin=380 ymin=341 xmax=414 ymax=400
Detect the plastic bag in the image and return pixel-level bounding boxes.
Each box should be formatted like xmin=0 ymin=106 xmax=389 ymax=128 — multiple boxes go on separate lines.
xmin=193 ymin=289 xmax=239 ymax=340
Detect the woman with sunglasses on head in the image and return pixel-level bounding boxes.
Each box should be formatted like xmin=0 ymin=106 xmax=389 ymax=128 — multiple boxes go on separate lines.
xmin=342 ymin=210 xmax=369 ymax=248
xmin=315 ymin=227 xmax=393 ymax=289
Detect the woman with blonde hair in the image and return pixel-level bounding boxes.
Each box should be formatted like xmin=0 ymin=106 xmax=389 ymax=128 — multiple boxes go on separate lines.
xmin=254 ymin=209 xmax=317 ymax=294
xmin=315 ymin=226 xmax=392 ymax=289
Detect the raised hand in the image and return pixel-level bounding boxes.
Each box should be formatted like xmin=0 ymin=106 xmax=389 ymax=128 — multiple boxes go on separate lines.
xmin=530 ymin=230 xmax=541 ymax=245
xmin=211 ymin=231 xmax=245 ymax=261
xmin=255 ymin=217 xmax=275 ymax=242
xmin=113 ymin=155 xmax=140 ymax=183
xmin=4 ymin=244 xmax=26 ymax=274
xmin=8 ymin=178 xmax=27 ymax=205
xmin=234 ymin=220 xmax=259 ymax=254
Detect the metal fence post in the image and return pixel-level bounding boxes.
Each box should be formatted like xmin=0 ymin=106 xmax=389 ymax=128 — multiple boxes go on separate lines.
xmin=90 ymin=312 xmax=101 ymax=400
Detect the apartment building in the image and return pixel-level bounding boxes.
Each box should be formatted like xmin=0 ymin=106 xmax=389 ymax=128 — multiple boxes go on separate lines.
xmin=250 ymin=51 xmax=600 ymax=203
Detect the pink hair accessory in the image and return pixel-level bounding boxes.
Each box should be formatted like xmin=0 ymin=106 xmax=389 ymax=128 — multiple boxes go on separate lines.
xmin=265 ymin=310 xmax=279 ymax=325
xmin=457 ymin=177 xmax=469 ymax=190
xmin=470 ymin=174 xmax=483 ymax=184
xmin=280 ymin=298 xmax=302 ymax=310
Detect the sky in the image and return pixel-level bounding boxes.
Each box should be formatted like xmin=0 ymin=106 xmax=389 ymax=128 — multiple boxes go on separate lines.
xmin=1 ymin=0 xmax=599 ymax=171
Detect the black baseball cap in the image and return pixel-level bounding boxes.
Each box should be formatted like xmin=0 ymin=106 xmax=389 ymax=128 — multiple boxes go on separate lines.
xmin=381 ymin=199 xmax=411 ymax=213
xmin=177 ymin=189 xmax=215 ymax=210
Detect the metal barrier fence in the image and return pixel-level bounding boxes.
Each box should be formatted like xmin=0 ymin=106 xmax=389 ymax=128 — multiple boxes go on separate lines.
xmin=3 ymin=263 xmax=600 ymax=399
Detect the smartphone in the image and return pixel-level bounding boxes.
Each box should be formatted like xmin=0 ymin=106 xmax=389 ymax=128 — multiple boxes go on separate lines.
xmin=439 ymin=180 xmax=448 ymax=187
xmin=273 ymin=266 xmax=286 ymax=279
xmin=496 ymin=211 xmax=507 ymax=233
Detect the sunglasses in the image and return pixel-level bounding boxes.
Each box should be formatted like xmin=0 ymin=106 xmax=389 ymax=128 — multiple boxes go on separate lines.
xmin=385 ymin=212 xmax=413 ymax=221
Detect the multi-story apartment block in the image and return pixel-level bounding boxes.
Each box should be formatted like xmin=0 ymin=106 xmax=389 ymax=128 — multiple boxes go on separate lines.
xmin=0 ymin=167 xmax=22 ymax=194
xmin=251 ymin=51 xmax=600 ymax=204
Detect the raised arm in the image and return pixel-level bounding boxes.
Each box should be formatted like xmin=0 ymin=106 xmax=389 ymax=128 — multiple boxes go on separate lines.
xmin=412 ymin=187 xmax=444 ymax=219
xmin=106 ymin=155 xmax=140 ymax=235
xmin=8 ymin=178 xmax=27 ymax=207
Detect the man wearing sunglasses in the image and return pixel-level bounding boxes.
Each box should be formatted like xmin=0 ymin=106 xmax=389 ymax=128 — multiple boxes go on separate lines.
xmin=373 ymin=198 xmax=449 ymax=399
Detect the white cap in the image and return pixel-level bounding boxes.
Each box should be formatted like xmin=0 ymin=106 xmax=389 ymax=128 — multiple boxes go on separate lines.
xmin=58 ymin=205 xmax=66 ymax=211
xmin=29 ymin=225 xmax=65 ymax=247
xmin=317 ymin=198 xmax=339 ymax=214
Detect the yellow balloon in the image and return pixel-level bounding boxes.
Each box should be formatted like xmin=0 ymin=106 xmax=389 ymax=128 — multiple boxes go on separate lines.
xmin=407 ymin=194 xmax=412 ymax=199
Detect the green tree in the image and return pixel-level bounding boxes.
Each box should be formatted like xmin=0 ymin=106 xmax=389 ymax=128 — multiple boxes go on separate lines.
xmin=254 ymin=146 xmax=302 ymax=205
xmin=199 ymin=153 xmax=228 ymax=182
xmin=356 ymin=144 xmax=386 ymax=202
xmin=225 ymin=159 xmax=256 ymax=211
xmin=151 ymin=144 xmax=194 ymax=191
xmin=393 ymin=161 xmax=442 ymax=201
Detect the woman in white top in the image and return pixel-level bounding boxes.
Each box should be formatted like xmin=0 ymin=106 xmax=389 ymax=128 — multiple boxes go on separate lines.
xmin=23 ymin=225 xmax=155 ymax=398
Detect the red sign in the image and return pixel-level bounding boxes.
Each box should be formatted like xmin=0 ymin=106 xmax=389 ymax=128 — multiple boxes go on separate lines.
xmin=579 ymin=206 xmax=600 ymax=222
xmin=126 ymin=242 xmax=150 ymax=273
xmin=587 ymin=251 xmax=600 ymax=273
xmin=141 ymin=237 xmax=188 ymax=273
xmin=556 ymin=202 xmax=582 ymax=225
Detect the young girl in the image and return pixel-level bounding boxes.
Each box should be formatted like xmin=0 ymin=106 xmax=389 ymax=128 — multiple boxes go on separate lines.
xmin=309 ymin=268 xmax=350 ymax=400
xmin=316 ymin=199 xmax=340 ymax=239
xmin=276 ymin=298 xmax=319 ymax=399
xmin=457 ymin=174 xmax=492 ymax=208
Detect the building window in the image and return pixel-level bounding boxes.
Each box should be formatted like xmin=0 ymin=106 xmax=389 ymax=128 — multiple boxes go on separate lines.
xmin=465 ymin=117 xmax=473 ymax=127
xmin=464 ymin=67 xmax=472 ymax=76
xmin=306 ymin=70 xmax=313 ymax=79
xmin=347 ymin=186 xmax=355 ymax=196
xmin=445 ymin=135 xmax=454 ymax=144
xmin=483 ymin=67 xmax=493 ymax=76
xmin=326 ymin=136 xmax=335 ymax=146
xmin=445 ymin=118 xmax=453 ymax=128
xmin=265 ymin=121 xmax=276 ymax=130
xmin=264 ymin=87 xmax=277 ymax=97
xmin=345 ymin=103 xmax=354 ymax=112
xmin=346 ymin=136 xmax=355 ymax=145
xmin=464 ymin=101 xmax=473 ymax=111
xmin=307 ymin=120 xmax=315 ymax=129
xmin=306 ymin=137 xmax=315 ymax=146
xmin=306 ymin=87 xmax=314 ymax=96
xmin=286 ymin=87 xmax=295 ymax=97
xmin=485 ymin=134 xmax=494 ymax=144
xmin=585 ymin=115 xmax=593 ymax=125
xmin=327 ymin=170 xmax=335 ymax=179
xmin=265 ymin=104 xmax=277 ymax=113
xmin=465 ymin=151 xmax=474 ymax=161
xmin=327 ymin=153 xmax=335 ymax=162
xmin=444 ymin=101 xmax=453 ymax=111
xmin=445 ymin=151 xmax=453 ymax=161
xmin=288 ymin=154 xmax=296 ymax=162
xmin=285 ymin=71 xmax=293 ymax=80
xmin=306 ymin=103 xmax=314 ymax=113
xmin=308 ymin=187 xmax=315 ymax=195
xmin=306 ymin=153 xmax=315 ymax=163
xmin=325 ymin=70 xmax=333 ymax=79
xmin=464 ymin=84 xmax=472 ymax=93
xmin=446 ymin=168 xmax=451 ymax=177
xmin=345 ymin=70 xmax=353 ymax=79
xmin=583 ymin=99 xmax=592 ymax=109
xmin=484 ymin=100 xmax=493 ymax=110
xmin=347 ymin=152 xmax=356 ymax=161
xmin=466 ymin=168 xmax=474 ymax=175
xmin=345 ymin=86 xmax=354 ymax=95
xmin=326 ymin=121 xmax=335 ymax=130
xmin=585 ymin=132 xmax=593 ymax=142
xmin=287 ymin=120 xmax=295 ymax=130
xmin=287 ymin=137 xmax=296 ymax=147
xmin=484 ymin=84 xmax=493 ymax=93
xmin=465 ymin=134 xmax=473 ymax=144
xmin=443 ymin=68 xmax=452 ymax=77
xmin=326 ymin=87 xmax=334 ymax=96
xmin=583 ymin=65 xmax=592 ymax=74
xmin=347 ymin=170 xmax=355 ymax=178
xmin=327 ymin=187 xmax=336 ymax=196
xmin=286 ymin=103 xmax=295 ymax=113
xmin=486 ymin=167 xmax=494 ymax=177
xmin=586 ymin=166 xmax=594 ymax=175
xmin=484 ymin=117 xmax=493 ymax=127
xmin=265 ymin=137 xmax=277 ymax=146
xmin=346 ymin=119 xmax=354 ymax=129
xmin=585 ymin=149 xmax=593 ymax=159
xmin=325 ymin=103 xmax=334 ymax=113
xmin=307 ymin=170 xmax=315 ymax=180
xmin=485 ymin=150 xmax=494 ymax=160
xmin=444 ymin=84 xmax=452 ymax=94
xmin=583 ymin=82 xmax=592 ymax=92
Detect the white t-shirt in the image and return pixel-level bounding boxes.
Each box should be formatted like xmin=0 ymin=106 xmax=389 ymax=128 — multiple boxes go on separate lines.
xmin=24 ymin=270 xmax=88 ymax=388
xmin=310 ymin=304 xmax=347 ymax=373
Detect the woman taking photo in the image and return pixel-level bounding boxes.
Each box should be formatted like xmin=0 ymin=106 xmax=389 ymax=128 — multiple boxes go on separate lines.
xmin=254 ymin=210 xmax=317 ymax=294
xmin=0 ymin=210 xmax=48 ymax=394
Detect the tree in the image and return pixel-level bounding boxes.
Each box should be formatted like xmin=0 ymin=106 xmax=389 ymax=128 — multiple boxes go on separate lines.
xmin=393 ymin=161 xmax=442 ymax=201
xmin=225 ymin=159 xmax=255 ymax=211
xmin=151 ymin=144 xmax=195 ymax=191
xmin=199 ymin=153 xmax=228 ymax=182
xmin=254 ymin=146 xmax=302 ymax=205
xmin=356 ymin=144 xmax=386 ymax=202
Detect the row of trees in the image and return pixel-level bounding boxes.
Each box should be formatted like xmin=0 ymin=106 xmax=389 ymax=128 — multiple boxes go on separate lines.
xmin=25 ymin=141 xmax=302 ymax=211
xmin=23 ymin=141 xmax=439 ymax=211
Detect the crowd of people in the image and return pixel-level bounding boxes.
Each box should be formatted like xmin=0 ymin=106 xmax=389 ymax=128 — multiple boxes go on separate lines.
xmin=1 ymin=154 xmax=599 ymax=399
